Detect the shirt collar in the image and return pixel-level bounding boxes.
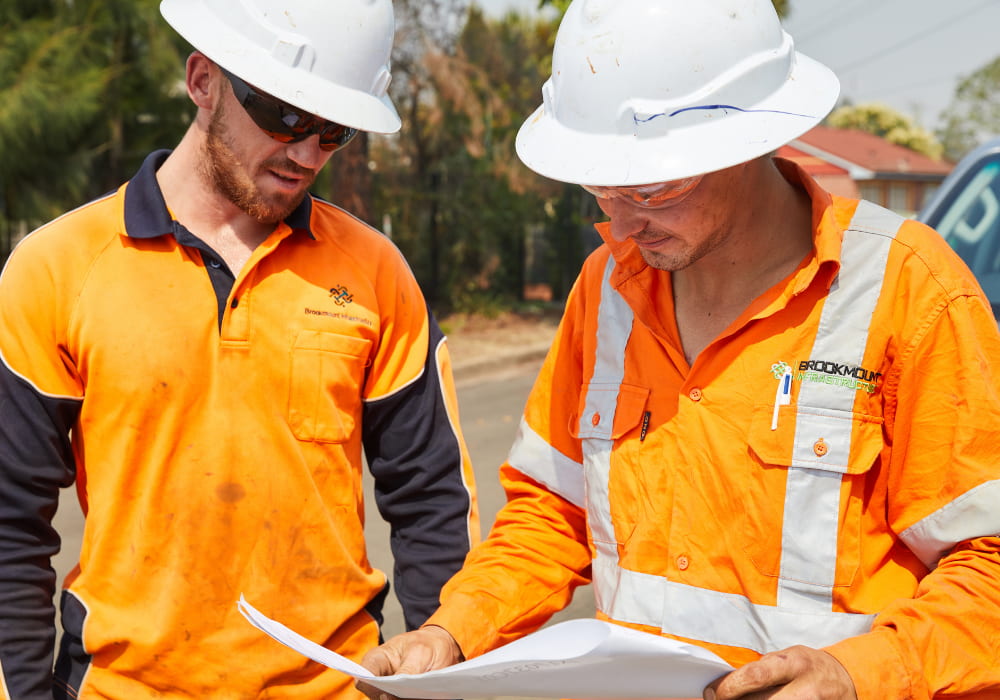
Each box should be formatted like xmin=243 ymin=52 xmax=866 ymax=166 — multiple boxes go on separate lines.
xmin=771 ymin=156 xmax=841 ymax=271
xmin=122 ymin=149 xmax=315 ymax=240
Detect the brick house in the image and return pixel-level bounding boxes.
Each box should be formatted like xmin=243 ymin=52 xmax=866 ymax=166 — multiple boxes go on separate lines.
xmin=777 ymin=126 xmax=953 ymax=217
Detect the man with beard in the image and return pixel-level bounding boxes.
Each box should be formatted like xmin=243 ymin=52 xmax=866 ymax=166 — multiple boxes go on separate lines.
xmin=0 ymin=1 xmax=479 ymax=698
xmin=358 ymin=1 xmax=1000 ymax=699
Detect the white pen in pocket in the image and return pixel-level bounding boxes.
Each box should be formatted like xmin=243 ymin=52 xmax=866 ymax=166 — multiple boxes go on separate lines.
xmin=771 ymin=365 xmax=793 ymax=430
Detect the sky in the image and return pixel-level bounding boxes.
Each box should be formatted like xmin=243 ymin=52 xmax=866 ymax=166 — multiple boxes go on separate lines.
xmin=474 ymin=0 xmax=1000 ymax=131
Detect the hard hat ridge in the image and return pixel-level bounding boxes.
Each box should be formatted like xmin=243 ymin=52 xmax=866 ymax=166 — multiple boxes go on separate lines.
xmin=516 ymin=0 xmax=840 ymax=186
xmin=159 ymin=0 xmax=402 ymax=134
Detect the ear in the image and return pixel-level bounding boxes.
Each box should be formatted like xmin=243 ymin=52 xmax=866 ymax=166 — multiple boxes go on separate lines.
xmin=186 ymin=51 xmax=220 ymax=111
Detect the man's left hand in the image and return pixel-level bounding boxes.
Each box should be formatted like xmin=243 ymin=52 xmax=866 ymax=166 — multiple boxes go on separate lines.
xmin=704 ymin=645 xmax=857 ymax=700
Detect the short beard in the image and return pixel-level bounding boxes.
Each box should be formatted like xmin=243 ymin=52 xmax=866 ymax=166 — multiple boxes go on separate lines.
xmin=636 ymin=223 xmax=729 ymax=272
xmin=202 ymin=103 xmax=313 ymax=224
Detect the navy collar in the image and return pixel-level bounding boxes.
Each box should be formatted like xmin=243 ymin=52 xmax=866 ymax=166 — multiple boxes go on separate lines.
xmin=122 ymin=149 xmax=315 ymax=240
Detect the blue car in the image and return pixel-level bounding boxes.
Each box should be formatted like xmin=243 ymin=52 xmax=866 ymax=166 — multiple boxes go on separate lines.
xmin=919 ymin=138 xmax=1000 ymax=320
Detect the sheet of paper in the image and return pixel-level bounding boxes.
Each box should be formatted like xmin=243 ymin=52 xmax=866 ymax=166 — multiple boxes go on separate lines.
xmin=238 ymin=595 xmax=733 ymax=699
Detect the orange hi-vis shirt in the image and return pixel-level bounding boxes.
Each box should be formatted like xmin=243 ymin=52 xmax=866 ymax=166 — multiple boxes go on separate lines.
xmin=0 ymin=151 xmax=479 ymax=699
xmin=428 ymin=160 xmax=1000 ymax=699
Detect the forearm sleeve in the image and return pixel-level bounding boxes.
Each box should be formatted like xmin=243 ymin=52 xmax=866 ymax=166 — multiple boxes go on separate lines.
xmin=0 ymin=361 xmax=79 ymax=700
xmin=362 ymin=312 xmax=478 ymax=630
xmin=826 ymin=536 xmax=1000 ymax=700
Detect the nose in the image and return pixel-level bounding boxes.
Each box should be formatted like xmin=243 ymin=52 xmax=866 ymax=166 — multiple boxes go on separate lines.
xmin=603 ymin=198 xmax=651 ymax=243
xmin=285 ymin=134 xmax=334 ymax=170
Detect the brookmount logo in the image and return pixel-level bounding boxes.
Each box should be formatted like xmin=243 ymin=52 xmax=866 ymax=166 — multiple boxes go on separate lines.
xmin=773 ymin=359 xmax=882 ymax=394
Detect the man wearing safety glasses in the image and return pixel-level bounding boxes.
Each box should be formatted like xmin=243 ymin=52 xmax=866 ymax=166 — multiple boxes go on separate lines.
xmin=361 ymin=1 xmax=1000 ymax=699
xmin=0 ymin=1 xmax=479 ymax=698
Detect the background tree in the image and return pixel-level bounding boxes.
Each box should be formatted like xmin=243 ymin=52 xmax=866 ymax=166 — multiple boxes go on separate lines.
xmin=1 ymin=2 xmax=110 ymax=238
xmin=937 ymin=56 xmax=1000 ymax=162
xmin=79 ymin=0 xmax=192 ymax=193
xmin=0 ymin=0 xmax=189 ymax=255
xmin=363 ymin=2 xmax=565 ymax=312
xmin=827 ymin=102 xmax=945 ymax=160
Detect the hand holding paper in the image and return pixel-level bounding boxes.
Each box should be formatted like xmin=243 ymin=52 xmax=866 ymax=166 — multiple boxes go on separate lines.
xmin=238 ymin=595 xmax=733 ymax=699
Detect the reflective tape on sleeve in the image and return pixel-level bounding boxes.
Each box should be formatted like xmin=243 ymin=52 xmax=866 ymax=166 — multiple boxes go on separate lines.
xmin=506 ymin=418 xmax=586 ymax=509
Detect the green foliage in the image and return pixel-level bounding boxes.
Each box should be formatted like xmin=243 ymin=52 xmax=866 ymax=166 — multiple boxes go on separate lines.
xmin=0 ymin=9 xmax=109 ymax=223
xmin=370 ymin=3 xmax=571 ymax=311
xmin=0 ymin=0 xmax=190 ymax=242
xmin=937 ymin=56 xmax=1000 ymax=162
xmin=827 ymin=103 xmax=945 ymax=160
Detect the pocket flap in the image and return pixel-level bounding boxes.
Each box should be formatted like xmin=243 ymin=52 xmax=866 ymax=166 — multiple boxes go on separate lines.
xmin=294 ymin=329 xmax=372 ymax=359
xmin=571 ymin=382 xmax=650 ymax=441
xmin=749 ymin=403 xmax=883 ymax=474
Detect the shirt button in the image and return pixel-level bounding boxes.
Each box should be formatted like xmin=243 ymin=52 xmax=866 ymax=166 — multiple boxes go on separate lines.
xmin=591 ymin=412 xmax=601 ymax=426
xmin=208 ymin=258 xmax=222 ymax=269
xmin=688 ymin=388 xmax=702 ymax=402
xmin=813 ymin=438 xmax=829 ymax=457
xmin=230 ymin=297 xmax=240 ymax=309
xmin=676 ymin=555 xmax=690 ymax=571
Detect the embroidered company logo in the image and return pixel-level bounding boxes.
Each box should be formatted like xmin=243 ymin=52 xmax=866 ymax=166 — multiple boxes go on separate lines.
xmin=775 ymin=359 xmax=882 ymax=395
xmin=770 ymin=361 xmax=791 ymax=380
xmin=328 ymin=285 xmax=354 ymax=306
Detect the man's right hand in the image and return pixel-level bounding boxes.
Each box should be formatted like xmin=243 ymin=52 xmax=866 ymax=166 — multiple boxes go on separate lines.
xmin=356 ymin=625 xmax=464 ymax=700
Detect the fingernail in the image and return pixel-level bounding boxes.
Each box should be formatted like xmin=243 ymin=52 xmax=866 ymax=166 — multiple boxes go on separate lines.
xmin=704 ymin=690 xmax=716 ymax=700
xmin=380 ymin=694 xmax=389 ymax=700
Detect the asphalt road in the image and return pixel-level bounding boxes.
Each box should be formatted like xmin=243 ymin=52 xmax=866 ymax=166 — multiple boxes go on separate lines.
xmin=50 ymin=359 xmax=596 ymax=657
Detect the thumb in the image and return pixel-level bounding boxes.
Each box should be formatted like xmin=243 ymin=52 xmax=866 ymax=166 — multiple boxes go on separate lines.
xmin=361 ymin=645 xmax=402 ymax=678
xmin=357 ymin=647 xmax=403 ymax=700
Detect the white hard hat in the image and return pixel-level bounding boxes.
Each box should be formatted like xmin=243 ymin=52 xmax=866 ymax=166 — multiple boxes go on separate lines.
xmin=515 ymin=0 xmax=840 ymax=185
xmin=160 ymin=0 xmax=401 ymax=134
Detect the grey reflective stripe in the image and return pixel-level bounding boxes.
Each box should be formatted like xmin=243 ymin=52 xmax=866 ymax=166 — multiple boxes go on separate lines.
xmin=779 ymin=200 xmax=903 ymax=611
xmin=506 ymin=417 xmax=586 ymax=509
xmin=901 ymin=479 xmax=1000 ymax=569
xmin=594 ymin=557 xmax=877 ymax=653
xmin=580 ymin=255 xmax=633 ymax=616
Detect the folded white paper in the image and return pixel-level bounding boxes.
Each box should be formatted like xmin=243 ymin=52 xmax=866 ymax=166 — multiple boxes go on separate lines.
xmin=238 ymin=595 xmax=733 ymax=698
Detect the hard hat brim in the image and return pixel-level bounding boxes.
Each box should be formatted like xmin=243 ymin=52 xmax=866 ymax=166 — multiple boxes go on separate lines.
xmin=161 ymin=0 xmax=401 ymax=134
xmin=515 ymin=51 xmax=839 ymax=186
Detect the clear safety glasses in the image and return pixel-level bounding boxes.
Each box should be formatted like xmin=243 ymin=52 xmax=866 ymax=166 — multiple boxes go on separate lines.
xmin=582 ymin=176 xmax=703 ymax=207
xmin=220 ymin=67 xmax=358 ymax=152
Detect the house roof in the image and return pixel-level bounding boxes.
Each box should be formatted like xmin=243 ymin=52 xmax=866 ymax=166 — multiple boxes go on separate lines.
xmin=783 ymin=125 xmax=953 ymax=180
xmin=777 ymin=144 xmax=849 ymax=176
xmin=777 ymin=144 xmax=859 ymax=198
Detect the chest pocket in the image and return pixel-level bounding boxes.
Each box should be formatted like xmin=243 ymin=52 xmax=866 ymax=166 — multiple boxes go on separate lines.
xmin=569 ymin=382 xmax=649 ymax=552
xmin=571 ymin=382 xmax=650 ymax=442
xmin=744 ymin=403 xmax=883 ymax=587
xmin=288 ymin=330 xmax=372 ymax=443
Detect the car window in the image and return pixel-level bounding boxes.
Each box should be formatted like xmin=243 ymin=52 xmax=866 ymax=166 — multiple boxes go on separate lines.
xmin=923 ymin=152 xmax=1000 ymax=317
xmin=932 ymin=158 xmax=1000 ymax=276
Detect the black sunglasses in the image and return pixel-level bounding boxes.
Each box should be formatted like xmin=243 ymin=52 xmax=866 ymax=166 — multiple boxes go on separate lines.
xmin=220 ymin=67 xmax=358 ymax=152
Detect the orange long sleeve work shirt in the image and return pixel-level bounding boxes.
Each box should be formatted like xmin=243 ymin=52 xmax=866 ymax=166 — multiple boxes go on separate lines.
xmin=428 ymin=160 xmax=1000 ymax=699
xmin=0 ymin=150 xmax=479 ymax=699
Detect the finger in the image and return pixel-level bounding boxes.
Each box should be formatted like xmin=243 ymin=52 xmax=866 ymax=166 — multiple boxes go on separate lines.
xmin=707 ymin=681 xmax=783 ymax=700
xmin=708 ymin=652 xmax=796 ymax=700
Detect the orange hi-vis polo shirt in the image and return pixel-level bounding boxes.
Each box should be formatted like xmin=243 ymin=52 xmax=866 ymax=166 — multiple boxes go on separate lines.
xmin=0 ymin=151 xmax=479 ymax=699
xmin=428 ymin=160 xmax=1000 ymax=699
